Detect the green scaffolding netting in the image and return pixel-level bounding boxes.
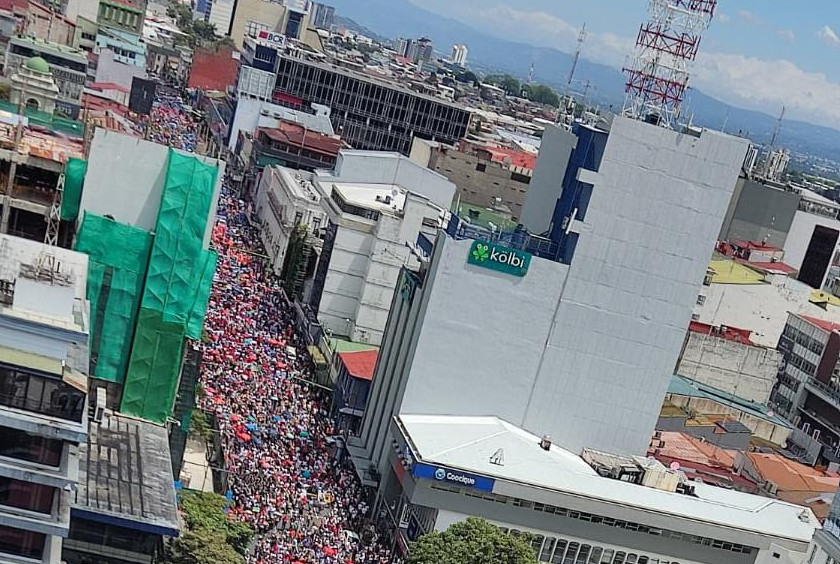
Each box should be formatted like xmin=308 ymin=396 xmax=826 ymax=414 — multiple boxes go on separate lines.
xmin=121 ymin=150 xmax=219 ymax=423
xmin=60 ymin=158 xmax=87 ymax=221
xmin=74 ymin=212 xmax=153 ymax=383
xmin=120 ymin=308 xmax=186 ymax=423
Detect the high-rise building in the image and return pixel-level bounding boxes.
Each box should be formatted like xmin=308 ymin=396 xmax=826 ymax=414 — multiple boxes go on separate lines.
xmin=0 ymin=235 xmax=90 ymax=564
xmin=272 ymin=53 xmax=472 ymax=154
xmin=310 ymin=2 xmax=335 ymax=29
xmin=412 ymin=37 xmax=433 ymax=64
xmin=763 ymin=148 xmax=790 ymax=182
xmin=451 ymin=44 xmax=468 ymax=66
xmin=351 ymin=115 xmax=748 ymax=476
xmin=395 ymin=38 xmax=411 ymax=58
xmin=812 ymin=491 xmax=840 ymax=563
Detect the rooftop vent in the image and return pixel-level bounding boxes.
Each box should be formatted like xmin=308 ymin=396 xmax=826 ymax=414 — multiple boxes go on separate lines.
xmin=539 ymin=435 xmax=552 ymax=451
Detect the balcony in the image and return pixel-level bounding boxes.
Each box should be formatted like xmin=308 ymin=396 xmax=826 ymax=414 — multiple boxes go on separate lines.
xmin=805 ymin=377 xmax=840 ymax=411
xmin=445 ymin=213 xmax=559 ymax=260
xmin=0 ymin=366 xmax=85 ymax=423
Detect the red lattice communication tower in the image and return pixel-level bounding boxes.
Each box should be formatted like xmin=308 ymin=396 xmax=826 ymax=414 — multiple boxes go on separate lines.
xmin=623 ymin=0 xmax=717 ymax=128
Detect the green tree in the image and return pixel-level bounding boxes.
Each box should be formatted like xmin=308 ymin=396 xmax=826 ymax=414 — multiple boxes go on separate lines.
xmin=179 ymin=491 xmax=253 ymax=555
xmin=166 ymin=529 xmax=243 ymax=564
xmin=409 ymin=517 xmax=537 ymax=564
xmin=455 ymin=70 xmax=478 ymax=84
xmin=528 ymin=84 xmax=560 ymax=107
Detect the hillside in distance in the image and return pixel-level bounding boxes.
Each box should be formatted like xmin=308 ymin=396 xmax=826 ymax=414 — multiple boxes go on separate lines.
xmin=328 ymin=0 xmax=840 ymax=162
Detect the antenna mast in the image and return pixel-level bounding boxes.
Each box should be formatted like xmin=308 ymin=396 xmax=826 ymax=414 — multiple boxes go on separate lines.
xmin=769 ymin=105 xmax=785 ymax=147
xmin=623 ymin=0 xmax=717 ymax=128
xmin=567 ymin=23 xmax=587 ymax=88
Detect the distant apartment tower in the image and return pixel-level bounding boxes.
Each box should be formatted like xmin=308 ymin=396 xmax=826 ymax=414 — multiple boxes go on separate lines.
xmin=395 ymin=38 xmax=411 ymax=58
xmin=412 ymin=37 xmax=433 ymax=64
xmin=763 ymin=148 xmax=790 ymax=182
xmin=273 ymin=53 xmax=472 ymax=154
xmin=451 ymin=44 xmax=468 ymax=66
xmin=351 ymin=116 xmax=749 ymax=480
xmin=0 ymin=236 xmax=90 ymax=564
xmin=310 ymin=2 xmax=335 ymax=29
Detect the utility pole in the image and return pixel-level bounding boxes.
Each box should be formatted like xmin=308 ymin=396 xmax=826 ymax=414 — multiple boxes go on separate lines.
xmin=0 ymin=87 xmax=27 ymax=235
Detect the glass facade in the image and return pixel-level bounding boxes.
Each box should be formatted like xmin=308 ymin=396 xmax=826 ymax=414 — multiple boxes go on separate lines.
xmin=0 ymin=524 xmax=45 ymax=560
xmin=0 ymin=476 xmax=56 ymax=514
xmin=0 ymin=363 xmax=85 ymax=422
xmin=0 ymin=426 xmax=63 ymax=466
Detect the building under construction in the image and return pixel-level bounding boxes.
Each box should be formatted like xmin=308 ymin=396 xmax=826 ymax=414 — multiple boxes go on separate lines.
xmin=272 ymin=54 xmax=472 ymax=154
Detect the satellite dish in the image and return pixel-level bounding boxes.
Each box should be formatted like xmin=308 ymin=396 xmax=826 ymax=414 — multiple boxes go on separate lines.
xmin=669 ymin=461 xmax=680 ymax=471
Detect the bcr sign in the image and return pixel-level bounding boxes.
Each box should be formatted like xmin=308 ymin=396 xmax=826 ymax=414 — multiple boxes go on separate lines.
xmin=258 ymin=30 xmax=287 ymax=47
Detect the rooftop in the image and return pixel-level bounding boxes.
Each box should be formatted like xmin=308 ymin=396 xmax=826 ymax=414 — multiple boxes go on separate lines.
xmin=0 ymin=234 xmax=88 ymax=333
xmin=483 ymin=145 xmax=537 ymax=170
xmin=799 ymin=314 xmax=840 ymax=333
xmin=338 ymin=350 xmax=378 ymax=381
xmin=188 ymin=46 xmax=239 ymax=92
xmin=742 ymin=260 xmax=798 ymax=276
xmin=10 ymin=34 xmax=87 ymax=62
xmin=667 ymin=374 xmax=792 ymax=429
xmin=399 ymin=414 xmax=818 ymax=543
xmin=260 ymin=121 xmax=343 ymax=157
xmin=688 ymin=321 xmax=754 ymax=345
xmin=747 ymin=451 xmax=839 ymax=494
xmin=708 ymin=259 xmax=766 ymax=285
xmin=332 ymin=183 xmax=407 ymax=214
xmin=730 ymin=240 xmax=784 ymax=253
xmin=73 ymin=411 xmax=179 ymax=536
xmin=329 ymin=337 xmax=379 ymax=354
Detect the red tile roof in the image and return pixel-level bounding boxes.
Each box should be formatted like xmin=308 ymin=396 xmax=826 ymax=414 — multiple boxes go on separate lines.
xmin=742 ymin=260 xmax=797 ymax=275
xmin=485 ymin=146 xmax=537 ymax=170
xmin=260 ymin=122 xmax=343 ymax=157
xmin=90 ymin=82 xmax=129 ymax=94
xmin=730 ymin=239 xmax=783 ymax=252
xmin=800 ymin=315 xmax=840 ymax=333
xmin=688 ymin=321 xmax=754 ymax=345
xmin=339 ymin=350 xmax=378 ymax=381
xmin=188 ymin=46 xmax=239 ymax=92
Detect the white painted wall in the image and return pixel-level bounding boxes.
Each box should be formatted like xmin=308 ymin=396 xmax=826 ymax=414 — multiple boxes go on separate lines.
xmin=677 ymin=332 xmax=781 ymax=404
xmin=784 ymin=210 xmax=840 ymax=289
xmin=332 ymin=151 xmax=455 ymax=210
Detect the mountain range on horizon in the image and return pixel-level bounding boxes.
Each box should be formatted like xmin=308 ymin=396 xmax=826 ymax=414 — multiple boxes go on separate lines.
xmin=327 ymin=0 xmax=840 ymax=165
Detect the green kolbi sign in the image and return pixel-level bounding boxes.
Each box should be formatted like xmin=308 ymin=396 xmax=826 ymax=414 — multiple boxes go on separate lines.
xmin=467 ymin=240 xmax=531 ymax=277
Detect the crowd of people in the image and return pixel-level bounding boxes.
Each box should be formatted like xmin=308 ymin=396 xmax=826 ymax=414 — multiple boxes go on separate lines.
xmin=198 ymin=185 xmax=398 ymax=564
xmin=130 ymin=94 xmax=199 ymax=152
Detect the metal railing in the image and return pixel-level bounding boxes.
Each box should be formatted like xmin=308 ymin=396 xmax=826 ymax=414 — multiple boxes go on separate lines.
xmin=445 ymin=214 xmax=559 ymax=260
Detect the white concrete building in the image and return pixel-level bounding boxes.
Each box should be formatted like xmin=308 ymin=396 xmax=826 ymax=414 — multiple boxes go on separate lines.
xmin=254 ymin=166 xmax=326 ymax=275
xmin=379 ymin=414 xmax=818 ymax=564
xmin=676 ymin=328 xmax=781 ymax=405
xmin=350 ymin=116 xmax=748 ymax=484
xmin=693 ymin=273 xmax=840 ymax=348
xmin=0 ymin=235 xmax=90 ymax=564
xmin=451 ymin=44 xmax=468 ymax=66
xmin=307 ymin=151 xmax=456 ymax=346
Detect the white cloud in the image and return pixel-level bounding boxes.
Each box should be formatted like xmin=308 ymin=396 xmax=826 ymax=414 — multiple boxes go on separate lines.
xmin=737 ymin=10 xmax=763 ymax=26
xmin=718 ymin=13 xmax=731 ymax=24
xmin=777 ymin=29 xmax=795 ymax=43
xmin=818 ymin=25 xmax=840 ymax=48
xmin=693 ymin=52 xmax=840 ymax=129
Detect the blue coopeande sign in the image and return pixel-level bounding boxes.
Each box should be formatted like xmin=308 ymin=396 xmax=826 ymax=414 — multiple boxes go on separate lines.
xmin=412 ymin=462 xmax=495 ymax=492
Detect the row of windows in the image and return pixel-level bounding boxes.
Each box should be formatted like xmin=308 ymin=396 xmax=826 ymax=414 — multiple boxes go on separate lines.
xmin=0 ymin=426 xmax=63 ymax=467
xmin=332 ymin=190 xmax=381 ymax=221
xmin=99 ymin=4 xmax=140 ymax=28
xmin=787 ymin=353 xmax=817 ymax=378
xmin=430 ymin=484 xmax=755 ymax=555
xmin=783 ymin=324 xmax=825 ymax=357
xmin=500 ymin=528 xmax=678 ymax=564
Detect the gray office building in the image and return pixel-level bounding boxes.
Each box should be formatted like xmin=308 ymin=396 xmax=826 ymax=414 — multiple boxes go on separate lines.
xmin=273 ymin=54 xmax=472 ymax=155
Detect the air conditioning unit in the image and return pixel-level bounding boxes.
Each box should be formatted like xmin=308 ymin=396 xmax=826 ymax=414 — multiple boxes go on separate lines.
xmin=93 ymin=388 xmax=107 ymax=424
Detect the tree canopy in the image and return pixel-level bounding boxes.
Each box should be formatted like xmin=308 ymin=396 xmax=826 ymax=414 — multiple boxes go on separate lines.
xmin=409 ymin=517 xmax=537 ymax=564
xmin=521 ymin=83 xmax=560 ymax=107
xmin=166 ymin=529 xmax=243 ymax=564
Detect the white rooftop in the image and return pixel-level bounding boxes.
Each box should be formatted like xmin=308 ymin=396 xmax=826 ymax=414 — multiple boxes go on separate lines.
xmin=399 ymin=414 xmax=819 ymax=543
xmin=332 ymin=183 xmax=407 ymax=215
xmin=694 ymin=276 xmax=840 ymax=347
xmin=0 ymin=234 xmax=88 ymax=334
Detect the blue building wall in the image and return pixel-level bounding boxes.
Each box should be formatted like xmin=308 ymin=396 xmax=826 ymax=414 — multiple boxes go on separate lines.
xmin=549 ymin=124 xmax=609 ymax=263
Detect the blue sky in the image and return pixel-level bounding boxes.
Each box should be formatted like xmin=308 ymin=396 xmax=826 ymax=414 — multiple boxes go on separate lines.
xmin=410 ymin=0 xmax=840 ymax=129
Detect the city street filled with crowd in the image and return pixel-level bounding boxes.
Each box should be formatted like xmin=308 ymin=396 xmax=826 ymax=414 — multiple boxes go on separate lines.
xmin=197 ymin=185 xmax=398 ymax=564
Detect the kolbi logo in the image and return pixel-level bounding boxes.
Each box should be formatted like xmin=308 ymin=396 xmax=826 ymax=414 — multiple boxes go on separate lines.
xmin=467 ymin=240 xmax=531 ymax=277
xmin=434 ymin=468 xmax=446 ymax=480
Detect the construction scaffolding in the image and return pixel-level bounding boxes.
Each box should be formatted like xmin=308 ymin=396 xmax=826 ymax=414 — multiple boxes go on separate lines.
xmin=75 ymin=212 xmax=153 ymax=384
xmin=120 ymin=150 xmax=219 ymax=423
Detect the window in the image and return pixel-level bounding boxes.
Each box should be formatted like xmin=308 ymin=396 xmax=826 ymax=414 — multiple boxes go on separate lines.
xmin=476 ymin=162 xmax=486 ymax=172
xmin=540 ymin=538 xmax=556 ymax=562
xmin=0 ymin=477 xmax=55 ymax=514
xmin=0 ymin=525 xmax=45 ymax=560
xmin=696 ymin=294 xmax=706 ymax=306
xmin=0 ymin=365 xmax=85 ymax=422
xmin=691 ymin=313 xmax=700 ymax=321
xmin=511 ymin=171 xmax=532 ymax=184
xmin=0 ymin=427 xmax=63 ymax=466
